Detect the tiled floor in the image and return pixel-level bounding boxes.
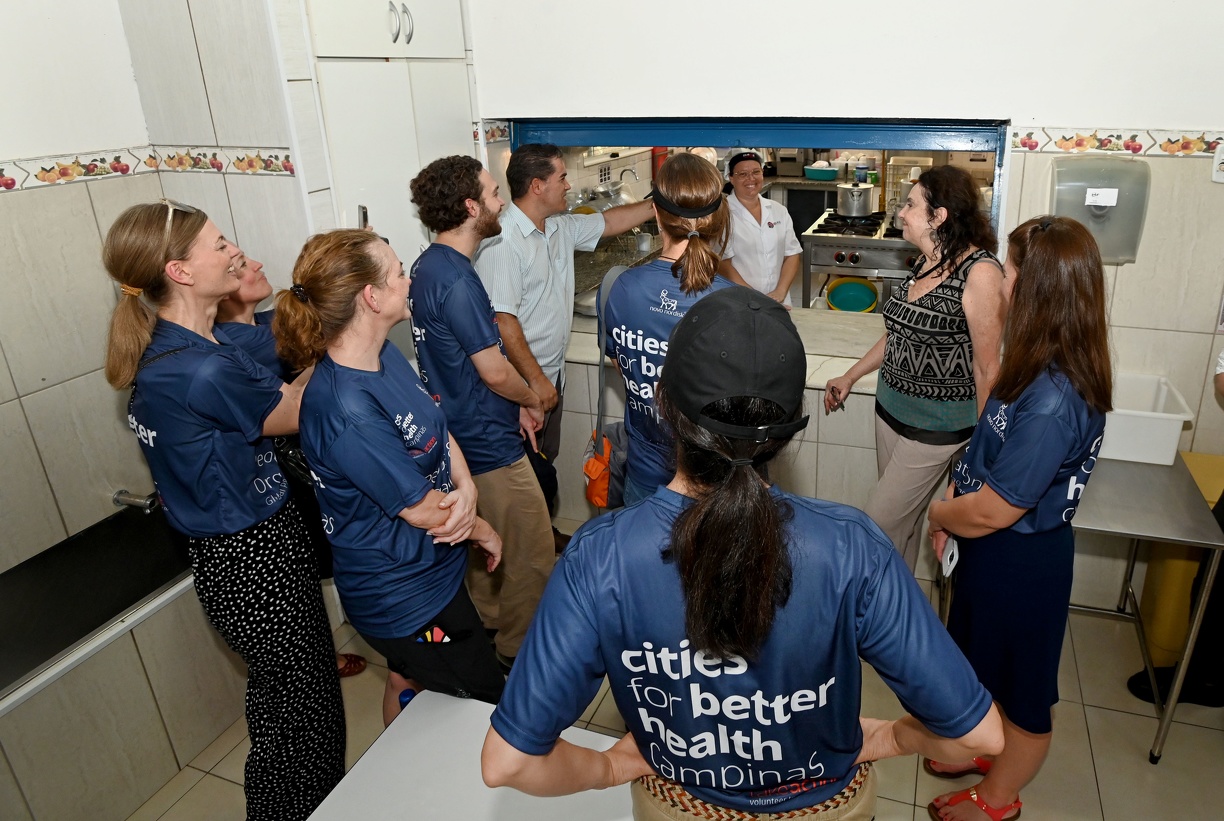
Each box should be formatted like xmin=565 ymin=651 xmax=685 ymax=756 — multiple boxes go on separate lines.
xmin=125 ymin=580 xmax=1224 ymax=820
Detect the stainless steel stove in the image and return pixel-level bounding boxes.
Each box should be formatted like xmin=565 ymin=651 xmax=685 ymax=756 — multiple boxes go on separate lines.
xmin=800 ymin=209 xmax=919 ymax=310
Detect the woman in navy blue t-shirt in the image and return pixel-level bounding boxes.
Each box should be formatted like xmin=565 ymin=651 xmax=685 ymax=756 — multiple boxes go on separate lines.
xmin=600 ymin=152 xmax=735 ymax=504
xmin=925 ymin=217 xmax=1113 ymax=821
xmin=275 ymin=230 xmax=505 ymax=724
xmin=102 ymin=202 xmax=344 ymax=821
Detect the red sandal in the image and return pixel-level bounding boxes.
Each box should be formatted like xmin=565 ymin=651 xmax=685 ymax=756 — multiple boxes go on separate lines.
xmin=927 ymin=786 xmax=1021 ymax=821
xmin=923 ymin=756 xmax=993 ymax=779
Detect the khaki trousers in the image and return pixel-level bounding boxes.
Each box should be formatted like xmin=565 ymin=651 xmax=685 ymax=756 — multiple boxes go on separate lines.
xmin=863 ymin=415 xmax=966 ymax=573
xmin=467 ymin=456 xmax=555 ymax=658
xmin=630 ymin=765 xmax=876 ymax=821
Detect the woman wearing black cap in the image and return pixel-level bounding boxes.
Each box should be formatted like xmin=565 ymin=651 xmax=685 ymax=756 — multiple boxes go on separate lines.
xmin=718 ymin=150 xmax=803 ymax=307
xmin=599 ymin=152 xmax=735 ymax=505
xmin=483 ymin=286 xmax=1003 ymax=820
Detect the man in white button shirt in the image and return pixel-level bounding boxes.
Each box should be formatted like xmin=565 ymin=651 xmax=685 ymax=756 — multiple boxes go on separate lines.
xmin=474 ymin=144 xmax=653 ymax=506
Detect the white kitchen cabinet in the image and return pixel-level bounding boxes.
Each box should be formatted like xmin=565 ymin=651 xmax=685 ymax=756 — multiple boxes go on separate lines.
xmin=409 ymin=61 xmax=477 ymax=164
xmin=307 ymin=0 xmax=464 ymax=59
xmin=316 ymin=60 xmax=430 ymax=262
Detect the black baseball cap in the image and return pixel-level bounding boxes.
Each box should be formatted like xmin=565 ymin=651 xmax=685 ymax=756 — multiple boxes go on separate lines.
xmin=662 ymin=286 xmax=809 ymax=442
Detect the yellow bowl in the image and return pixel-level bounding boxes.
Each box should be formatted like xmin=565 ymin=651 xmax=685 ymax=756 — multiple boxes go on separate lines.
xmin=826 ymin=277 xmax=878 ymax=312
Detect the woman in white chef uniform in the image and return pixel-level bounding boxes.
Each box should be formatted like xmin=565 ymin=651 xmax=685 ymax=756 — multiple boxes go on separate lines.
xmin=717 ymin=150 xmax=803 ymax=307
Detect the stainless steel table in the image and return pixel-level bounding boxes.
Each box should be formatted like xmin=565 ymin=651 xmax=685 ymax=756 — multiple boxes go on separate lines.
xmin=1071 ymin=454 xmax=1224 ymax=763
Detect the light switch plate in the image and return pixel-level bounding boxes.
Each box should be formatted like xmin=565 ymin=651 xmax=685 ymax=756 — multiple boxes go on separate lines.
xmin=1214 ymin=141 xmax=1224 ymax=183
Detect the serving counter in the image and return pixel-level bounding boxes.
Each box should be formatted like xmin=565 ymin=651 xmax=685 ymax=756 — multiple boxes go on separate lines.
xmin=307 ymin=692 xmax=631 ymax=820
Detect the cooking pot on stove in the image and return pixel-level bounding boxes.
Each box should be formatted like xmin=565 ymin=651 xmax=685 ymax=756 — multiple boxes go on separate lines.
xmin=836 ymin=182 xmax=875 ymax=218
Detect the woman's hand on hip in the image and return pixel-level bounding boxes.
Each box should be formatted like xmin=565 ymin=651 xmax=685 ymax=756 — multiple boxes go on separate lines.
xmin=604 ymin=731 xmax=653 ymax=787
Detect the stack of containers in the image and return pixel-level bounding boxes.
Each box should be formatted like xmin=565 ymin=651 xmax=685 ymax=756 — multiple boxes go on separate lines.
xmin=886 ymin=156 xmax=933 ymax=210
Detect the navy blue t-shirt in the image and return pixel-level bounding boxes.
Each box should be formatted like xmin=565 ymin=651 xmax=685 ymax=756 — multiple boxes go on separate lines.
xmin=600 ymin=260 xmax=734 ymax=490
xmin=129 ymin=320 xmax=287 ymax=537
xmin=298 ymin=341 xmax=466 ymax=639
xmin=953 ymin=368 xmax=1106 ymax=533
xmin=409 ymin=243 xmax=522 ymax=476
xmin=493 ymin=486 xmax=992 ymax=813
xmin=216 ymin=310 xmax=288 ymax=379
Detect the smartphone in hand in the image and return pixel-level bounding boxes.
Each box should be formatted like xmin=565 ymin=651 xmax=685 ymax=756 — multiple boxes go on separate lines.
xmin=357 ymin=204 xmax=369 ymax=229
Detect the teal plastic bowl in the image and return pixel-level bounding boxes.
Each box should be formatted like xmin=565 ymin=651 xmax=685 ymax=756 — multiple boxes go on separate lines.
xmin=804 ymin=167 xmax=839 ymax=181
xmin=827 ymin=279 xmax=878 ymax=312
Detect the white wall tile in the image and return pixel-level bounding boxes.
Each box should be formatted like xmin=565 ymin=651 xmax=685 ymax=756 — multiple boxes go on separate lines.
xmin=1111 ymin=327 xmax=1213 ymax=451
xmin=133 ymin=587 xmax=246 ymax=766
xmin=815 ymin=443 xmax=877 ymax=509
xmin=819 ymin=395 xmax=874 ymax=448
xmin=21 ymin=370 xmax=154 ymax=536
xmin=1109 ymin=158 xmax=1224 ymax=334
xmin=1016 ymin=151 xmax=1054 ymax=223
xmin=1001 ymin=150 xmax=1025 ymax=237
xmin=287 ymin=80 xmax=329 ymax=194
xmin=87 ymin=173 xmax=164 ymax=241
xmin=116 ymin=0 xmax=217 ymax=146
xmin=0 ymin=634 xmax=179 ymax=821
xmin=0 ymin=747 xmax=33 ymax=821
xmin=770 ymin=440 xmax=817 ymax=499
xmin=225 ymin=174 xmax=310 ymax=292
xmin=159 ymin=171 xmax=237 ymax=244
xmin=0 ymin=401 xmax=65 ymax=573
xmin=1070 ymin=531 xmax=1144 ymax=610
xmin=798 ymin=387 xmax=820 ymax=443
xmin=1193 ymin=335 xmax=1224 ymax=454
xmin=309 ymin=188 xmax=338 ymax=232
xmin=0 ymin=348 xmax=16 ymax=404
xmin=0 ymin=185 xmax=111 ymax=395
xmin=269 ymin=0 xmax=312 ymax=80
xmin=564 ymin=363 xmax=591 ymax=414
xmin=188 ymin=0 xmax=291 ymax=147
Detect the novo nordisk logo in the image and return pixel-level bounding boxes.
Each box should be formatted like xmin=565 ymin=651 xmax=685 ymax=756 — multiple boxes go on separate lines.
xmin=659 ymin=290 xmax=678 ymax=311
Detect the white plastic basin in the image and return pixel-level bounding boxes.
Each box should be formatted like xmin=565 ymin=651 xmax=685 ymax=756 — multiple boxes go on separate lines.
xmin=1099 ymin=373 xmax=1193 ymax=465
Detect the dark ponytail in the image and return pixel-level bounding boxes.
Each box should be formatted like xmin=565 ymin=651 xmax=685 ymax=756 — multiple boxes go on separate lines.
xmin=657 ymin=386 xmax=798 ymax=660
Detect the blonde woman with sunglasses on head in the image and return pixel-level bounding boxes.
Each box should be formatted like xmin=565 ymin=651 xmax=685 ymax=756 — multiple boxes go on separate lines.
xmin=103 ymin=201 xmax=344 ymax=821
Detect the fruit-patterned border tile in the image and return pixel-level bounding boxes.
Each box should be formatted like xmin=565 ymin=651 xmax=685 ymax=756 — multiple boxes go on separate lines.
xmin=6 ymin=147 xmax=151 ymax=191
xmin=483 ymin=120 xmax=510 ymax=144
xmin=154 ymin=147 xmax=230 ymax=173
xmin=1148 ymin=131 xmax=1223 ymax=158
xmin=1011 ymin=128 xmax=1051 ymax=153
xmin=1040 ymin=128 xmax=1152 ymax=155
xmin=227 ymin=149 xmax=294 ymax=176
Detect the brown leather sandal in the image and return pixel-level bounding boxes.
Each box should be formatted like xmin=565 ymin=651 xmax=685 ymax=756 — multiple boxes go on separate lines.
xmin=337 ymin=652 xmax=367 ymax=678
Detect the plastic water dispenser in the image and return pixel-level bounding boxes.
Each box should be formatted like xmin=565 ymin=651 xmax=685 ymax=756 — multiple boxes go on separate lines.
xmin=1050 ymin=156 xmax=1150 ymax=264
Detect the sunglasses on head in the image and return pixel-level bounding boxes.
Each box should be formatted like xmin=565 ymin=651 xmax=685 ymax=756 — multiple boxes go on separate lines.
xmin=158 ymin=198 xmax=199 ymax=258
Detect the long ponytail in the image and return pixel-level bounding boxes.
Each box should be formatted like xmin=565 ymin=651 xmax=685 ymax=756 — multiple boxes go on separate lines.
xmin=653 ymin=153 xmax=730 ymax=295
xmin=657 ymin=385 xmax=798 ymax=660
xmin=103 ymin=203 xmax=207 ymax=387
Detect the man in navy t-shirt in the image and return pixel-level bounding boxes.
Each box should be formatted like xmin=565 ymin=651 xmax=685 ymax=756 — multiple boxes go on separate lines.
xmin=408 ymin=155 xmax=553 ymax=670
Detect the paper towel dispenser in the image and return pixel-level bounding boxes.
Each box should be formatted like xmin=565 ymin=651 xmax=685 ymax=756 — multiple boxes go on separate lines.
xmin=1050 ymin=156 xmax=1150 ymax=264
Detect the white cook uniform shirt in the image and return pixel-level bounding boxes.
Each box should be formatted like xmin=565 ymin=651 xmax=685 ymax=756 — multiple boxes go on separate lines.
xmin=474 ymin=203 xmax=604 ymax=389
xmin=723 ymin=194 xmax=802 ymax=306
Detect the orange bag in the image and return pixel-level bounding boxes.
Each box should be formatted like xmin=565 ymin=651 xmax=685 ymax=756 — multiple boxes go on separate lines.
xmin=583 ymin=432 xmax=613 ymax=508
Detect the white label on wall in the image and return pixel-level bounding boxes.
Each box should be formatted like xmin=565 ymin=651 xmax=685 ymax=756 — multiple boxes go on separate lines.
xmin=1085 ymin=188 xmax=1119 ymax=206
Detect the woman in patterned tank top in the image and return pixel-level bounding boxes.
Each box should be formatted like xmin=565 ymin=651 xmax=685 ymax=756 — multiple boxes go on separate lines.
xmin=823 ymin=166 xmax=1009 ymax=573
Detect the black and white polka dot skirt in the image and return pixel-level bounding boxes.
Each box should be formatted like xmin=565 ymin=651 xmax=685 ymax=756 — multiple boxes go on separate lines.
xmin=187 ymin=497 xmax=346 ymax=820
